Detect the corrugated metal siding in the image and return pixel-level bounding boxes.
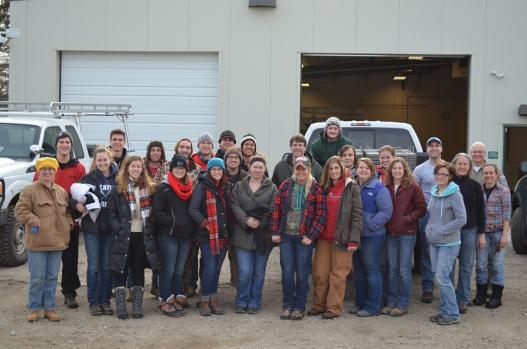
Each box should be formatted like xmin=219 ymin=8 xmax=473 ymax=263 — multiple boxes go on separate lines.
xmin=60 ymin=52 xmax=219 ymax=154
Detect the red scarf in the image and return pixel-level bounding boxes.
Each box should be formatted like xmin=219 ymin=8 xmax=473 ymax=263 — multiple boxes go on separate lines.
xmin=167 ymin=172 xmax=193 ymax=200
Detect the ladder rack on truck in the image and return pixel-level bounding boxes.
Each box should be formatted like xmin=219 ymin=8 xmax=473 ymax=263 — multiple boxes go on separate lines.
xmin=0 ymin=102 xmax=134 ymax=149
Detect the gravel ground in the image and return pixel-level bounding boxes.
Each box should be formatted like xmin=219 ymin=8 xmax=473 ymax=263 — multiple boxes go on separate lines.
xmin=1 ymin=238 xmax=527 ymax=349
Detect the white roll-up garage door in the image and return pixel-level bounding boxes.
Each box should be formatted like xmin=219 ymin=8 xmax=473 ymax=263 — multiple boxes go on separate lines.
xmin=61 ymin=52 xmax=218 ymax=155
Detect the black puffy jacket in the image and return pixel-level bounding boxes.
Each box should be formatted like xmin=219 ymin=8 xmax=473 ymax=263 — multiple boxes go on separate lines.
xmin=152 ymin=182 xmax=195 ymax=239
xmin=106 ymin=188 xmax=159 ymax=274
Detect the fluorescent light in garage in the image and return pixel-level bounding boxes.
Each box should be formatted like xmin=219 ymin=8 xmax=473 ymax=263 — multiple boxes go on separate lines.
xmin=408 ymin=56 xmax=424 ymax=60
xmin=301 ymin=82 xmax=310 ymax=87
xmin=393 ymin=76 xmax=407 ymax=81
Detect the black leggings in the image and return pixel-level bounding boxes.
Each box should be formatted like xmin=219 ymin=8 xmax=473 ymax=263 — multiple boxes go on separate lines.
xmin=113 ymin=232 xmax=147 ymax=287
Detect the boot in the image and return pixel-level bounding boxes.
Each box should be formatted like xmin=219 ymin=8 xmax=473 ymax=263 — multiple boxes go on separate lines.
xmin=473 ymin=283 xmax=487 ymax=306
xmin=131 ymin=286 xmax=144 ymax=319
xmin=115 ymin=287 xmax=129 ymax=320
xmin=209 ymin=297 xmax=225 ymax=315
xmin=485 ymin=284 xmax=503 ymax=309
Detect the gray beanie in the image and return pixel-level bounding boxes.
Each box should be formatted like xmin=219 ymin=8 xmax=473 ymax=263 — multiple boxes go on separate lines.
xmin=197 ymin=132 xmax=214 ymax=145
xmin=325 ymin=116 xmax=341 ymax=129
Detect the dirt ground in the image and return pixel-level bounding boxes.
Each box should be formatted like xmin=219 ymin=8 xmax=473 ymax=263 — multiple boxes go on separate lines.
xmin=1 ymin=238 xmax=527 ymax=349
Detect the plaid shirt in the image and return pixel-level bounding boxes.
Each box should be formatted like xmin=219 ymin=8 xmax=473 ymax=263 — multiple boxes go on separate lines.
xmin=483 ymin=183 xmax=511 ymax=233
xmin=271 ymin=178 xmax=327 ymax=240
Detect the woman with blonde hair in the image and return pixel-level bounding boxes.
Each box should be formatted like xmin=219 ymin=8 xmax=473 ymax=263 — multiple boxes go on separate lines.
xmin=309 ymin=156 xmax=362 ymax=319
xmin=107 ymin=156 xmax=159 ymax=319
xmin=383 ymin=157 xmax=426 ymax=317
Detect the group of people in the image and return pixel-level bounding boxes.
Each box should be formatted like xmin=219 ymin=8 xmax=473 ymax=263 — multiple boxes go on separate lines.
xmin=15 ymin=116 xmax=510 ymax=327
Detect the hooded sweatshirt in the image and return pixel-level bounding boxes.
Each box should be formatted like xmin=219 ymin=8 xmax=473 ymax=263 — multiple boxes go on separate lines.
xmin=425 ymin=182 xmax=467 ymax=245
xmin=309 ymin=132 xmax=353 ymax=168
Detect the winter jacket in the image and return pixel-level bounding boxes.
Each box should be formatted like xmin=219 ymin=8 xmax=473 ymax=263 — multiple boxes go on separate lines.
xmin=270 ymin=177 xmax=327 ymax=240
xmin=359 ymin=177 xmax=393 ymax=237
xmin=425 ymin=182 xmax=467 ymax=245
xmin=386 ymin=183 xmax=426 ymax=236
xmin=75 ymin=165 xmax=118 ymax=234
xmin=33 ymin=156 xmax=86 ymax=193
xmin=453 ymin=175 xmax=485 ymax=234
xmin=191 ymin=152 xmax=214 ymax=172
xmin=188 ymin=173 xmax=231 ymax=242
xmin=271 ymin=151 xmax=323 ymax=187
xmin=333 ymin=180 xmax=363 ymax=249
xmin=227 ymin=169 xmax=248 ymax=185
xmin=15 ymin=182 xmax=73 ymax=251
xmin=309 ymin=132 xmax=352 ymax=168
xmin=106 ymin=188 xmax=159 ymax=274
xmin=111 ymin=147 xmax=128 ymax=169
xmin=231 ymin=176 xmax=278 ymax=251
xmin=151 ymin=181 xmax=195 ymax=239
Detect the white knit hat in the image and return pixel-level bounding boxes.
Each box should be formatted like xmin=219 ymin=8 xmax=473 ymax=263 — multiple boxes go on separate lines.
xmin=325 ymin=116 xmax=341 ymax=129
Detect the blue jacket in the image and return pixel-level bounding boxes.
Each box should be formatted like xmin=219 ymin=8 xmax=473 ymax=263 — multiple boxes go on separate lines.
xmin=360 ymin=177 xmax=393 ymax=237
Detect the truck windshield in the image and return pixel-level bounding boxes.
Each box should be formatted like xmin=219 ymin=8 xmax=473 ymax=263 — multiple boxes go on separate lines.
xmin=308 ymin=127 xmax=416 ymax=151
xmin=0 ymin=124 xmax=41 ymax=160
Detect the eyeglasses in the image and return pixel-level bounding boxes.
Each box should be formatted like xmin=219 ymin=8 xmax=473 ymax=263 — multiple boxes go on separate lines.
xmin=434 ymin=172 xmax=449 ymax=177
xmin=40 ymin=168 xmax=55 ymax=173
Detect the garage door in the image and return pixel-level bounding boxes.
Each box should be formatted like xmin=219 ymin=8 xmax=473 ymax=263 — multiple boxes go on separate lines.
xmin=61 ymin=52 xmax=218 ymax=155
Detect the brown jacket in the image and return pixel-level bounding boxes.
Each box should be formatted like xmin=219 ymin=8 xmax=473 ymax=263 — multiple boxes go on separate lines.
xmin=15 ymin=181 xmax=73 ymax=251
xmin=334 ymin=180 xmax=363 ymax=249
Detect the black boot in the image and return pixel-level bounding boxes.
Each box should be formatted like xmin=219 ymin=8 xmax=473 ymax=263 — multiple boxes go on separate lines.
xmin=485 ymin=284 xmax=503 ymax=309
xmin=131 ymin=286 xmax=144 ymax=319
xmin=115 ymin=287 xmax=128 ymax=320
xmin=473 ymin=283 xmax=487 ymax=306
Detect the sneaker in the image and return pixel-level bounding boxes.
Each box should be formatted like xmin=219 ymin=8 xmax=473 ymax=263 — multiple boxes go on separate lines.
xmin=356 ymin=310 xmax=376 ymax=317
xmin=247 ymin=307 xmax=258 ymax=315
xmin=64 ymin=294 xmax=79 ymax=309
xmin=348 ymin=306 xmax=360 ymax=314
xmin=381 ymin=305 xmax=394 ymax=315
xmin=234 ymin=306 xmax=247 ymax=314
xmin=389 ymin=307 xmax=408 ymax=317
xmin=101 ymin=303 xmax=114 ymax=316
xmin=429 ymin=313 xmax=441 ymax=322
xmin=198 ymin=300 xmax=212 ymax=316
xmin=280 ymin=309 xmax=292 ymax=320
xmin=89 ymin=304 xmax=104 ymax=316
xmin=458 ymin=303 xmax=469 ymax=314
xmin=27 ymin=311 xmax=39 ymax=322
xmin=321 ymin=311 xmax=338 ymax=319
xmin=307 ymin=308 xmax=324 ymax=316
xmin=437 ymin=316 xmax=460 ymax=325
xmin=421 ymin=292 xmax=433 ymax=304
xmin=290 ymin=310 xmax=304 ymax=320
xmin=44 ymin=310 xmax=61 ymax=322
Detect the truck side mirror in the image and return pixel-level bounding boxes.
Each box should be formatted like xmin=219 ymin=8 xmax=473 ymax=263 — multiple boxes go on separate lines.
xmin=521 ymin=161 xmax=527 ymax=173
xmin=29 ymin=144 xmax=42 ymax=155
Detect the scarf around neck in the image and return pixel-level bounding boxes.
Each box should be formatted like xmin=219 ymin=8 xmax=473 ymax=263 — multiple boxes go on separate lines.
xmin=167 ymin=172 xmax=193 ymax=200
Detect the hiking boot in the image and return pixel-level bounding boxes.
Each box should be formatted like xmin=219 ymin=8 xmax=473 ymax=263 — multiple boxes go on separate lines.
xmin=209 ymin=298 xmax=225 ymax=315
xmin=389 ymin=307 xmax=408 ymax=317
xmin=89 ymin=304 xmax=104 ymax=316
xmin=64 ymin=293 xmax=79 ymax=309
xmin=290 ymin=310 xmax=304 ymax=320
xmin=307 ymin=308 xmax=324 ymax=316
xmin=176 ymin=295 xmax=189 ymax=309
xmin=381 ymin=305 xmax=394 ymax=315
xmin=485 ymin=284 xmax=503 ymax=309
xmin=421 ymin=292 xmax=433 ymax=304
xmin=458 ymin=303 xmax=469 ymax=314
xmin=321 ymin=311 xmax=338 ymax=319
xmin=429 ymin=313 xmax=441 ymax=322
xmin=27 ymin=311 xmax=39 ymax=322
xmin=473 ymin=283 xmax=488 ymax=306
xmin=247 ymin=307 xmax=258 ymax=315
xmin=130 ymin=286 xmax=144 ymax=319
xmin=437 ymin=316 xmax=460 ymax=325
xmin=198 ymin=300 xmax=212 ymax=316
xmin=44 ymin=310 xmax=61 ymax=322
xmin=234 ymin=306 xmax=247 ymax=314
xmin=160 ymin=300 xmax=181 ymax=317
xmin=115 ymin=287 xmax=129 ymax=320
xmin=101 ymin=303 xmax=114 ymax=316
xmin=280 ymin=309 xmax=292 ymax=320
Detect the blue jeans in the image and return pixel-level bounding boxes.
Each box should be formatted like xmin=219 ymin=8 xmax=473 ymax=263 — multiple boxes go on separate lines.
xmin=27 ymin=250 xmax=62 ymax=311
xmin=386 ymin=234 xmax=416 ymax=310
xmin=84 ymin=232 xmax=113 ymax=305
xmin=476 ymin=231 xmax=506 ymax=286
xmin=279 ymin=234 xmax=314 ymax=311
xmin=235 ymin=247 xmax=271 ymax=309
xmin=199 ymin=242 xmax=227 ymax=299
xmin=353 ymin=235 xmax=385 ymax=314
xmin=418 ymin=213 xmax=434 ymax=293
xmin=452 ymin=227 xmax=478 ymax=305
xmin=430 ymin=243 xmax=460 ymax=319
xmin=158 ymin=234 xmax=191 ymax=301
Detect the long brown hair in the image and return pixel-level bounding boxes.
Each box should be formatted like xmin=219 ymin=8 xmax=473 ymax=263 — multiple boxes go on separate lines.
xmin=116 ymin=155 xmax=156 ymax=193
xmin=384 ymin=157 xmax=415 ymax=188
xmin=339 ymin=144 xmax=358 ymax=169
xmin=89 ymin=146 xmax=113 ymax=172
xmin=320 ymin=155 xmax=345 ymax=192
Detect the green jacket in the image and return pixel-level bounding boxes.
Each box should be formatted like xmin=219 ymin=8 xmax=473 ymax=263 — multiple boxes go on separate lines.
xmin=309 ymin=132 xmax=353 ymax=168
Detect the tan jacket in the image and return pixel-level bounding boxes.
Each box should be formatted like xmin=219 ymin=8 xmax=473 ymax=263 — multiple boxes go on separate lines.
xmin=15 ymin=181 xmax=73 ymax=251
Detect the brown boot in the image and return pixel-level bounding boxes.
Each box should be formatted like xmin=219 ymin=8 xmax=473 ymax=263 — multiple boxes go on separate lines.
xmin=176 ymin=295 xmax=189 ymax=308
xmin=198 ymin=299 xmax=212 ymax=316
xmin=44 ymin=310 xmax=61 ymax=322
xmin=209 ymin=298 xmax=225 ymax=315
xmin=27 ymin=311 xmax=39 ymax=322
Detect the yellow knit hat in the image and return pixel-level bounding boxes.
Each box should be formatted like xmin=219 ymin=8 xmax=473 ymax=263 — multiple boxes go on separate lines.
xmin=36 ymin=157 xmax=59 ymax=172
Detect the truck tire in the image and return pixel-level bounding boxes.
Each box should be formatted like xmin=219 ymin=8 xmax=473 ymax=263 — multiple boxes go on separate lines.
xmin=0 ymin=206 xmax=27 ymax=266
xmin=511 ymin=208 xmax=527 ymax=255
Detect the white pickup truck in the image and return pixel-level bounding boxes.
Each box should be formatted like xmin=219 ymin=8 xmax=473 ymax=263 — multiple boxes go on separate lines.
xmin=305 ymin=120 xmax=427 ymax=169
xmin=0 ymin=102 xmax=132 ymax=266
